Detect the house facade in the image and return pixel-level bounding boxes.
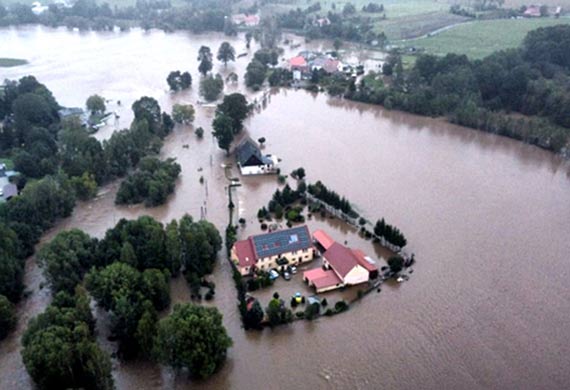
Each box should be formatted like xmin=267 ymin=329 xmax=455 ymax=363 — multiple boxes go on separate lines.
xmin=305 ymin=236 xmax=378 ymax=293
xmin=235 ymin=138 xmax=279 ymax=175
xmin=231 ymin=226 xmax=315 ymax=275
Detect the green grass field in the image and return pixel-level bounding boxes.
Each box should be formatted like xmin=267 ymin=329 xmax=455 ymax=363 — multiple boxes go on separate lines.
xmin=0 ymin=58 xmax=28 ymax=67
xmin=404 ymin=17 xmax=570 ymax=59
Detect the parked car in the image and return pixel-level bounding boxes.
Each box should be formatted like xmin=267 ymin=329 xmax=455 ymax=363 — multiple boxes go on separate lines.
xmin=290 ymin=266 xmax=298 ymax=274
xmin=269 ymin=269 xmax=280 ymax=280
xmin=283 ymin=271 xmax=291 ymax=281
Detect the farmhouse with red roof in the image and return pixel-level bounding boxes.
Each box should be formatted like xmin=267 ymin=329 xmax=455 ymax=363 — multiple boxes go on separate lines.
xmin=231 ymin=226 xmax=315 ymax=276
xmin=304 ymin=234 xmax=378 ymax=293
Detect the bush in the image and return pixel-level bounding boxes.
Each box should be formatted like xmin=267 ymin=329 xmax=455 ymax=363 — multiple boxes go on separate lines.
xmin=195 ymin=127 xmax=204 ymax=138
xmin=0 ymin=295 xmax=16 ymax=340
xmin=334 ymin=300 xmax=348 ymax=313
xmin=295 ymin=311 xmax=305 ymax=319
xmin=324 ymin=308 xmax=334 ymax=316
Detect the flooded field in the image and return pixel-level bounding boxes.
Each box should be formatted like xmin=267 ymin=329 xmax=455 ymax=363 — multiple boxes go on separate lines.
xmin=1 ymin=26 xmax=570 ymax=390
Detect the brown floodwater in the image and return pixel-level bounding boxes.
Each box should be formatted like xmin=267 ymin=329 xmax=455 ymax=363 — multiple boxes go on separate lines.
xmin=1 ymin=26 xmax=570 ymax=390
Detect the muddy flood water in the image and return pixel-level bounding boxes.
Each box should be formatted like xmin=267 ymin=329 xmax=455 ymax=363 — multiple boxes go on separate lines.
xmin=1 ymin=26 xmax=570 ymax=390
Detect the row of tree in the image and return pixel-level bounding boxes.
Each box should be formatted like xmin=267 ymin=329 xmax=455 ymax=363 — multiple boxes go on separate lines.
xmin=307 ymin=180 xmax=358 ymax=218
xmin=345 ymin=25 xmax=570 ymax=154
xmin=0 ymin=0 xmax=233 ymax=34
xmin=373 ymin=218 xmax=407 ymax=248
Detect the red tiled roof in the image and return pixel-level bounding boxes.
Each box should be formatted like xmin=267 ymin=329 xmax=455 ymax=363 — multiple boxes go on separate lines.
xmin=313 ymin=229 xmax=335 ymax=250
xmin=323 ymin=242 xmax=361 ymax=278
xmin=234 ymin=238 xmax=256 ymax=268
xmin=323 ymin=59 xmax=340 ymax=74
xmin=304 ymin=268 xmax=342 ymax=290
xmin=289 ymin=56 xmax=307 ymax=67
xmin=352 ymin=249 xmax=378 ymax=273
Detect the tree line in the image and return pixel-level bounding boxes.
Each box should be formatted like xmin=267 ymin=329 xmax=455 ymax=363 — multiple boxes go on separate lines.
xmin=21 ymin=214 xmax=230 ymax=388
xmin=307 ymin=180 xmax=358 ymax=218
xmin=373 ymin=218 xmax=407 ymax=248
xmin=0 ymin=0 xmax=235 ymax=33
xmin=346 ymin=25 xmax=570 ymax=154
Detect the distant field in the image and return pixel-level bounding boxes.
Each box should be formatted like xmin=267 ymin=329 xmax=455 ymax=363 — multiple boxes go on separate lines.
xmin=403 ymin=17 xmax=570 ymax=59
xmin=0 ymin=58 xmax=28 ymax=67
xmin=375 ymin=11 xmax=467 ymax=40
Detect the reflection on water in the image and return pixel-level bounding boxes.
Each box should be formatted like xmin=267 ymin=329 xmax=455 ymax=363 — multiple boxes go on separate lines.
xmin=1 ymin=26 xmax=570 ymax=390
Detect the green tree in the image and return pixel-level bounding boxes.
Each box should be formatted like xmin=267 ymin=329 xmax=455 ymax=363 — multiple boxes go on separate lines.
xmin=198 ymin=46 xmax=213 ymax=76
xmin=178 ymin=215 xmax=222 ymax=278
xmin=388 ymin=255 xmax=404 ymax=274
xmin=0 ymin=295 xmax=16 ymax=340
xmin=217 ymin=42 xmax=236 ymax=68
xmin=212 ymin=113 xmax=234 ymax=154
xmin=245 ymin=59 xmax=267 ymax=88
xmin=216 ymin=93 xmax=249 ymax=133
xmin=167 ymin=71 xmax=192 ymax=91
xmin=86 ymin=94 xmax=106 ymax=115
xmin=155 ymin=303 xmax=232 ymax=379
xmin=304 ymin=302 xmax=320 ymax=320
xmin=135 ymin=300 xmax=158 ymax=358
xmin=38 ymin=229 xmax=98 ymax=295
xmin=172 ymin=103 xmax=195 ymax=125
xmin=199 ymin=74 xmax=224 ymax=101
xmin=0 ymin=225 xmax=24 ymax=302
xmin=266 ymin=297 xmax=292 ymax=326
xmin=22 ymin=294 xmax=114 ymax=390
xmin=245 ymin=31 xmax=253 ymax=48
xmin=243 ymin=300 xmax=264 ymax=329
xmin=70 ymin=172 xmax=98 ymax=200
xmin=333 ymin=38 xmax=342 ymax=51
xmin=165 ymin=219 xmax=181 ymax=275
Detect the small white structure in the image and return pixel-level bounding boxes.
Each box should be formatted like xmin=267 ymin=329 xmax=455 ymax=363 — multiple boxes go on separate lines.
xmin=31 ymin=1 xmax=48 ymax=15
xmin=235 ymin=138 xmax=278 ymax=176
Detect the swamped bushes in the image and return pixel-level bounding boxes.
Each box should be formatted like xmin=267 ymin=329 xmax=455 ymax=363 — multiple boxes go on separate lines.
xmin=115 ymin=157 xmax=181 ymax=207
xmin=22 ymin=215 xmax=230 ymax=387
xmin=21 ymin=289 xmax=114 ymax=390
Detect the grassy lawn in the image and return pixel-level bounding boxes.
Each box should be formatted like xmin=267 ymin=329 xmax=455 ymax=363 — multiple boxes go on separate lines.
xmin=261 ymin=0 xmax=449 ymax=19
xmin=375 ymin=11 xmax=468 ymax=40
xmin=403 ymin=17 xmax=570 ymax=59
xmin=0 ymin=58 xmax=28 ymax=67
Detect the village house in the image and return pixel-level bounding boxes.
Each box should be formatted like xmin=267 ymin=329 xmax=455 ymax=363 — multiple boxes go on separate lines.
xmin=232 ymin=14 xmax=260 ymax=26
xmin=523 ymin=5 xmax=542 ymax=17
xmin=313 ymin=17 xmax=331 ymax=27
xmin=235 ymin=138 xmax=279 ymax=175
xmin=231 ymin=225 xmax=315 ymax=276
xmin=304 ymin=229 xmax=378 ymax=293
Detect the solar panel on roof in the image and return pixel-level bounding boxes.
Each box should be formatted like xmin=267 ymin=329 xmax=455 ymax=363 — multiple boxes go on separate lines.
xmin=252 ymin=226 xmax=311 ymax=258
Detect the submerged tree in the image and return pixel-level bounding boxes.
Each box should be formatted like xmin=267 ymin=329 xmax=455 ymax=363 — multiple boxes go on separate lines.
xmin=217 ymin=42 xmax=236 ymax=68
xmin=154 ymin=303 xmax=232 ymax=379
